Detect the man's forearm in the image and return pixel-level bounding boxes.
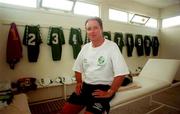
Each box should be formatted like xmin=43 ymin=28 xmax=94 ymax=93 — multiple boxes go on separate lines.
xmin=109 ymin=76 xmax=125 ymax=93
xmin=75 ymin=71 xmax=82 ymax=83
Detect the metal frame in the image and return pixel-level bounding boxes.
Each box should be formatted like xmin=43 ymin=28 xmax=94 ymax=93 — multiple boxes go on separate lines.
xmin=130 ymin=14 xmax=150 ymax=25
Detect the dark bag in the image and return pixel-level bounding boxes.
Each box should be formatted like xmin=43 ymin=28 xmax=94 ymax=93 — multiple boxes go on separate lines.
xmin=121 ymin=75 xmax=133 ymax=86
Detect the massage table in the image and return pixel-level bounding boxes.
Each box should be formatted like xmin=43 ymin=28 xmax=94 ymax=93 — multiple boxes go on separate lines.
xmin=110 ymin=58 xmax=180 ymax=112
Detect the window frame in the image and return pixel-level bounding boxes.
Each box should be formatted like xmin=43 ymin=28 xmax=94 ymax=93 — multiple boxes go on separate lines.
xmin=40 ymin=0 xmax=74 ymax=12
xmin=162 ymin=16 xmax=180 ymax=28
xmin=108 ymin=8 xmax=158 ymax=28
xmin=73 ymin=1 xmax=100 ymax=17
xmin=0 ymin=0 xmax=37 ymax=8
xmin=145 ymin=18 xmax=158 ymax=28
xmin=109 ymin=8 xmax=128 ymax=23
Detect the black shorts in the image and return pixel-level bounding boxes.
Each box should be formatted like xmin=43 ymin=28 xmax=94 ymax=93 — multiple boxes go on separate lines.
xmin=67 ymin=82 xmax=115 ymax=114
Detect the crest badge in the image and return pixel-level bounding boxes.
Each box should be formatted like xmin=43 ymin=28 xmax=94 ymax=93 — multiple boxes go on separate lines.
xmin=97 ymin=56 xmax=105 ymax=66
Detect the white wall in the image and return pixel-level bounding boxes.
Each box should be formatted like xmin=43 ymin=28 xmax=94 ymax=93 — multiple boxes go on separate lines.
xmin=160 ymin=4 xmax=180 ymax=80
xmin=160 ymin=4 xmax=180 ymax=18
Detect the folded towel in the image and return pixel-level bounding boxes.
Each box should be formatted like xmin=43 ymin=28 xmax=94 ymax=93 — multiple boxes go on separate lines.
xmin=118 ymin=81 xmax=141 ymax=92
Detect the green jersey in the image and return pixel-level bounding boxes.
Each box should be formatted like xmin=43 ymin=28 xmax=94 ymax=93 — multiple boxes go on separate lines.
xmin=69 ymin=28 xmax=83 ymax=59
xmin=47 ymin=27 xmax=65 ymax=61
xmin=23 ymin=25 xmax=42 ymax=62
xmin=103 ymin=31 xmax=111 ymax=40
xmin=114 ymin=32 xmax=124 ymax=52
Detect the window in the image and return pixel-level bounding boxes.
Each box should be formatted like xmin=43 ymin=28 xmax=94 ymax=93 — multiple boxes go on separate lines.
xmin=109 ymin=9 xmax=128 ymax=22
xmin=145 ymin=18 xmax=158 ymax=28
xmin=0 ymin=0 xmax=36 ymax=8
xmin=41 ymin=0 xmax=74 ymax=11
xmin=74 ymin=2 xmax=99 ymax=17
xmin=162 ymin=16 xmax=180 ymax=28
xmin=109 ymin=8 xmax=158 ymax=28
xmin=130 ymin=14 xmax=150 ymax=25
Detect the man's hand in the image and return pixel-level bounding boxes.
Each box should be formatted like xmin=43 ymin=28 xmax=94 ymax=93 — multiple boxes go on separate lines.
xmin=92 ymin=89 xmax=115 ymax=98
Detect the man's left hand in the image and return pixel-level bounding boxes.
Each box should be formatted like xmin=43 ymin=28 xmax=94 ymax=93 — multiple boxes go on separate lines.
xmin=92 ymin=89 xmax=115 ymax=98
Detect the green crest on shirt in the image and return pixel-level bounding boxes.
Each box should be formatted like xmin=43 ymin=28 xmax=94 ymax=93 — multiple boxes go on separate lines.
xmin=97 ymin=56 xmax=105 ymax=66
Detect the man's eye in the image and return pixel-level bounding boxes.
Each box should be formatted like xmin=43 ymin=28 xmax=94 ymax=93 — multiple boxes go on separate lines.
xmin=87 ymin=28 xmax=91 ymax=31
xmin=86 ymin=26 xmax=98 ymax=31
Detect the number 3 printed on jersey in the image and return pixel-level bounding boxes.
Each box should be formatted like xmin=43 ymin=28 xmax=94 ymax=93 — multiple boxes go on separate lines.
xmin=52 ymin=33 xmax=59 ymax=44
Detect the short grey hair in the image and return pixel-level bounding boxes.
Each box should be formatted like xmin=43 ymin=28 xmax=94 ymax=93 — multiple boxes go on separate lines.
xmin=85 ymin=17 xmax=103 ymax=29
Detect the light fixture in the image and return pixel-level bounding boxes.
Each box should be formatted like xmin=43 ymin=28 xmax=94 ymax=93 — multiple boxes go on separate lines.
xmin=130 ymin=14 xmax=150 ymax=25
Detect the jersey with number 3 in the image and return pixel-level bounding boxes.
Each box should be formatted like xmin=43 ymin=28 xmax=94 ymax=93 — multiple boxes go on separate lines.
xmin=47 ymin=27 xmax=65 ymax=61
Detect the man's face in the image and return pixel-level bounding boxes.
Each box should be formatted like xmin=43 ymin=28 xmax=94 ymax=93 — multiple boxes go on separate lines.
xmin=85 ymin=20 xmax=103 ymax=41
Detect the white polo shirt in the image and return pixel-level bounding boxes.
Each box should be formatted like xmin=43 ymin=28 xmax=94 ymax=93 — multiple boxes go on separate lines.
xmin=72 ymin=39 xmax=129 ymax=85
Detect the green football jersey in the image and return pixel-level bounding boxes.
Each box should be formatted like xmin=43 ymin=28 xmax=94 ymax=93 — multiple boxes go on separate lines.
xmin=114 ymin=32 xmax=124 ymax=52
xmin=103 ymin=31 xmax=111 ymax=40
xmin=23 ymin=25 xmax=42 ymax=62
xmin=47 ymin=27 xmax=65 ymax=61
xmin=69 ymin=28 xmax=83 ymax=59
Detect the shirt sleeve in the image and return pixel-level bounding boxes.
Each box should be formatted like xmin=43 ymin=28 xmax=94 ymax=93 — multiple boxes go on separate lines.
xmin=72 ymin=44 xmax=87 ymax=73
xmin=111 ymin=43 xmax=129 ymax=77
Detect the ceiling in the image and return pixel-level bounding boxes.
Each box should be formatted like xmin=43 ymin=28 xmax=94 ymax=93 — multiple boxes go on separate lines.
xmin=132 ymin=0 xmax=180 ymax=8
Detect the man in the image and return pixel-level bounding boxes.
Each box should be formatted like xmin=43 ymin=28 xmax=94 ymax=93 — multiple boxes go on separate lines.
xmin=61 ymin=17 xmax=129 ymax=114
